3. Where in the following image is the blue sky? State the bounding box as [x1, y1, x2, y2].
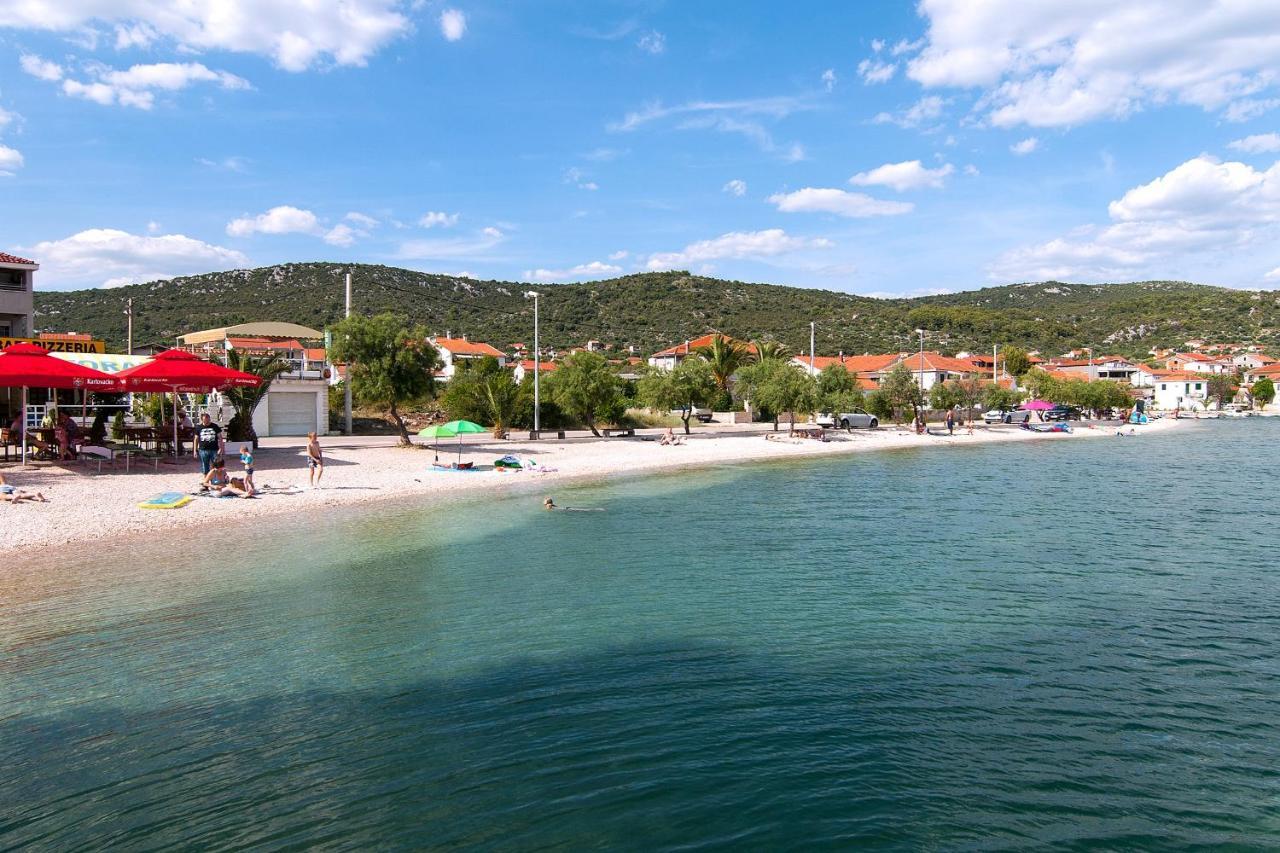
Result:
[2, 0, 1280, 293]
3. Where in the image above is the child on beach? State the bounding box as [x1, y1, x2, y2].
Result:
[239, 445, 256, 495]
[306, 432, 324, 487]
[201, 458, 251, 498]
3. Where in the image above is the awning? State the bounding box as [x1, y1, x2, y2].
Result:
[50, 352, 152, 374]
[179, 322, 324, 346]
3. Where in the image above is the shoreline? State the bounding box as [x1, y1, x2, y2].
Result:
[3, 418, 1184, 560]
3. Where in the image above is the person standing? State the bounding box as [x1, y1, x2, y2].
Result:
[946, 409, 955, 435]
[306, 431, 324, 487]
[239, 444, 257, 496]
[196, 413, 224, 476]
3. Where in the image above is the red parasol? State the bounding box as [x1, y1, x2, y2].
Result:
[114, 348, 261, 393]
[0, 343, 120, 466]
[114, 349, 261, 458]
[0, 343, 121, 390]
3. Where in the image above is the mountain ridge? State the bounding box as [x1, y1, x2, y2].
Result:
[32, 264, 1280, 358]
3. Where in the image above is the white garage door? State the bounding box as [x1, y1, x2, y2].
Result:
[268, 392, 318, 436]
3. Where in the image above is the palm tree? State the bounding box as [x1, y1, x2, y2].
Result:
[222, 351, 291, 445]
[695, 334, 746, 392]
[751, 339, 791, 364]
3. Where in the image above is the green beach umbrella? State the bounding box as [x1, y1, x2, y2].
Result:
[417, 419, 486, 463]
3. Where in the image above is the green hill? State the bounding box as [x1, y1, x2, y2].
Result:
[32, 264, 1280, 358]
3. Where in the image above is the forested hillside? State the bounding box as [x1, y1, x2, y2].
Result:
[33, 264, 1280, 358]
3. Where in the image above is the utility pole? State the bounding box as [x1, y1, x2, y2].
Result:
[809, 321, 816, 374]
[525, 290, 540, 436]
[344, 273, 353, 435]
[124, 297, 133, 353]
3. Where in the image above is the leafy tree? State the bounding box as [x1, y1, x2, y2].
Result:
[816, 364, 865, 414]
[928, 380, 965, 414]
[223, 351, 291, 444]
[695, 334, 746, 393]
[750, 339, 792, 364]
[330, 312, 440, 445]
[754, 362, 817, 430]
[548, 351, 624, 436]
[864, 390, 893, 423]
[1252, 376, 1275, 410]
[879, 362, 924, 424]
[1022, 368, 1063, 403]
[953, 376, 988, 425]
[982, 385, 1023, 412]
[441, 356, 529, 435]
[1205, 373, 1236, 409]
[1001, 346, 1032, 378]
[637, 358, 717, 434]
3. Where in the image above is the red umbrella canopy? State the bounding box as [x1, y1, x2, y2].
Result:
[0, 343, 120, 390]
[114, 348, 262, 392]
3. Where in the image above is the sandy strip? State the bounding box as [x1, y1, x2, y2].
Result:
[2, 418, 1182, 555]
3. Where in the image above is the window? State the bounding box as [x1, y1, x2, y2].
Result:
[1195, 383, 1202, 391]
[1160, 383, 1166, 390]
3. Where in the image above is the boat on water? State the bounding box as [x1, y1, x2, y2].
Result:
[1194, 411, 1221, 420]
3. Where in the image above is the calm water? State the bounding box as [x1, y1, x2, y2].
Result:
[4, 420, 1280, 849]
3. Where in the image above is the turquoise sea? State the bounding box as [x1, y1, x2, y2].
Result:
[3, 420, 1279, 849]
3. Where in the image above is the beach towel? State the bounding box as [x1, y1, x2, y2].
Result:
[138, 492, 194, 510]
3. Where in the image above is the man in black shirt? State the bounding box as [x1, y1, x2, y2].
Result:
[196, 413, 224, 475]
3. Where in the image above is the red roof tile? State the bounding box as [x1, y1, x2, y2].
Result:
[650, 333, 758, 358]
[0, 251, 36, 266]
[432, 337, 505, 358]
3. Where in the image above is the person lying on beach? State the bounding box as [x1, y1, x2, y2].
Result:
[0, 473, 48, 504]
[201, 458, 252, 498]
[659, 427, 684, 446]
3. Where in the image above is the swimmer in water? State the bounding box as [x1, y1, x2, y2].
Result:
[544, 496, 557, 510]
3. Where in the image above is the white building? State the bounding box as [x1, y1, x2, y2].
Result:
[430, 336, 506, 381]
[1233, 353, 1276, 371]
[0, 251, 37, 339]
[1150, 371, 1208, 410]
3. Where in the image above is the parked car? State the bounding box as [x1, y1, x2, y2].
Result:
[982, 408, 1030, 424]
[1044, 405, 1082, 421]
[814, 410, 879, 429]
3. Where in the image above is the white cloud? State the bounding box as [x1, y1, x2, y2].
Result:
[564, 167, 598, 190]
[767, 188, 914, 218]
[723, 178, 747, 197]
[6, 2, 410, 71]
[608, 250, 629, 260]
[608, 94, 813, 159]
[1224, 98, 1280, 123]
[646, 228, 833, 270]
[891, 38, 924, 56]
[20, 228, 248, 289]
[850, 160, 954, 191]
[1266, 266, 1280, 280]
[637, 30, 665, 55]
[226, 205, 319, 237]
[418, 211, 459, 228]
[439, 8, 467, 42]
[963, 163, 980, 176]
[822, 68, 837, 92]
[323, 224, 357, 247]
[524, 261, 623, 281]
[196, 155, 248, 172]
[53, 62, 249, 109]
[19, 54, 63, 81]
[1010, 136, 1038, 155]
[871, 39, 885, 53]
[345, 211, 379, 228]
[396, 226, 506, 260]
[0, 144, 23, 175]
[857, 58, 896, 84]
[871, 95, 945, 128]
[1229, 133, 1280, 154]
[909, 0, 1280, 128]
[990, 155, 1280, 282]
[146, 221, 161, 234]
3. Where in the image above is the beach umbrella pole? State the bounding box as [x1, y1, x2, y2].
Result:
[20, 385, 28, 469]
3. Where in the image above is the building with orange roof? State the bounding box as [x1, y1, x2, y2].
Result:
[511, 359, 557, 383]
[647, 333, 757, 371]
[1151, 370, 1210, 410]
[430, 336, 507, 381]
[1233, 352, 1276, 371]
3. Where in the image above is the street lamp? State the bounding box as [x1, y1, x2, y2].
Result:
[524, 290, 540, 436]
[914, 328, 926, 393]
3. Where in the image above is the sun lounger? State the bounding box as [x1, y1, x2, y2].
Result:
[79, 445, 117, 473]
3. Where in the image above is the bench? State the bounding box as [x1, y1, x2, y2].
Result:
[602, 428, 635, 438]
